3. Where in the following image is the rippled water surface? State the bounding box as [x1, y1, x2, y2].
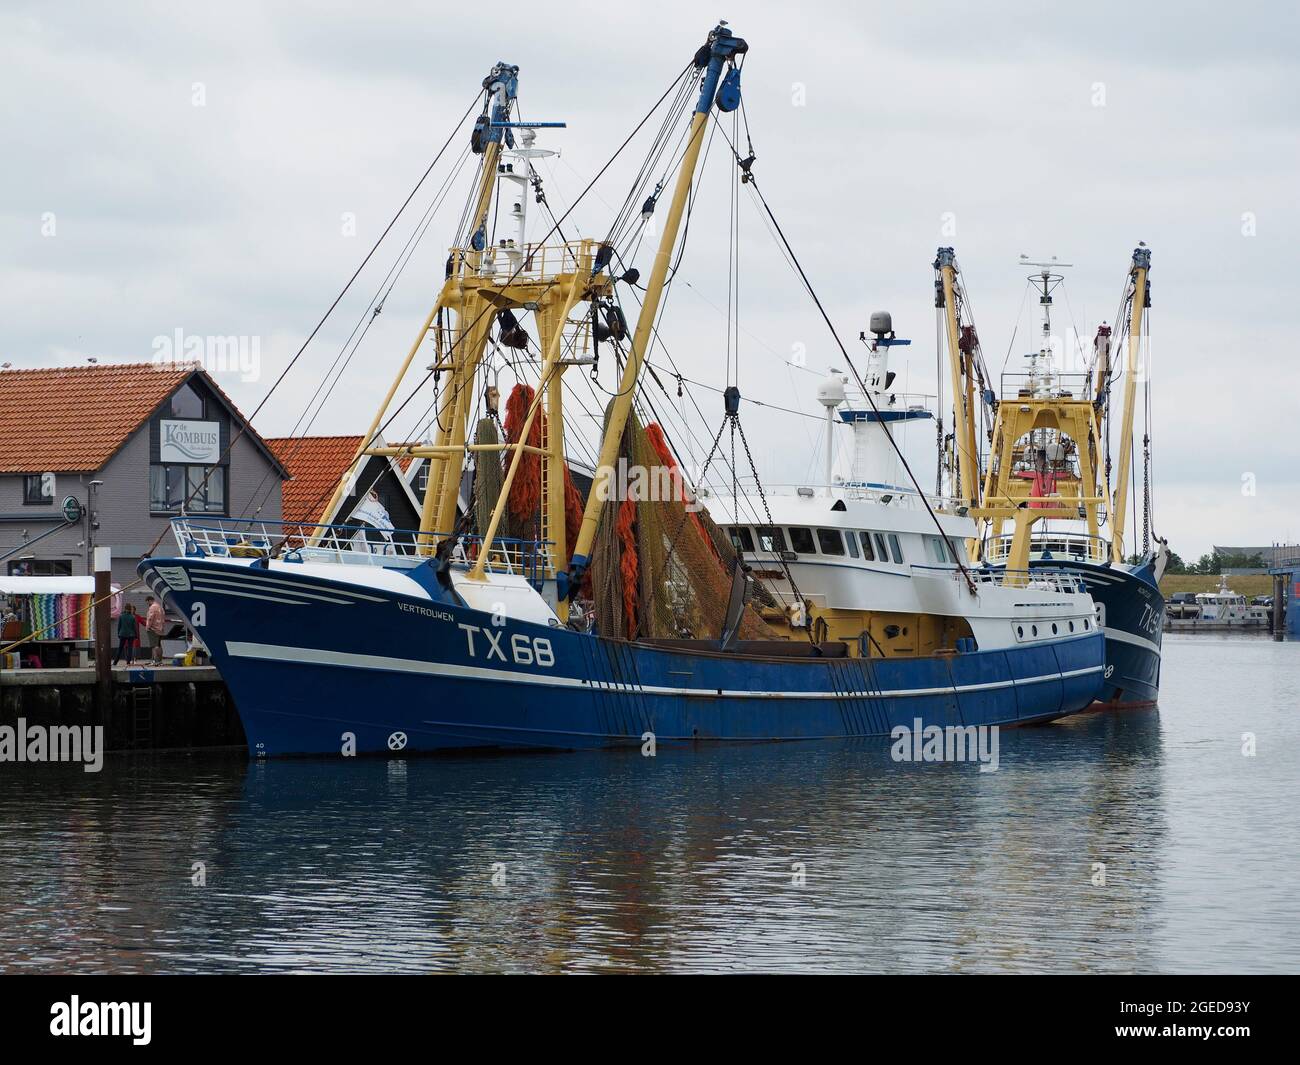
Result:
[2, 633, 1296, 973]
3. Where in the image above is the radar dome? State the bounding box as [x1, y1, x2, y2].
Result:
[817, 373, 847, 408]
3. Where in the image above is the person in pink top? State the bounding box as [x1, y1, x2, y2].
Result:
[143, 595, 166, 665]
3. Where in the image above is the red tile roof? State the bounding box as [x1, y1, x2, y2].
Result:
[0, 362, 195, 473]
[0, 361, 285, 480]
[266, 435, 363, 525]
[267, 436, 427, 524]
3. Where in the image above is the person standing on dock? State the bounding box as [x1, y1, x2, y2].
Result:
[113, 603, 139, 665]
[144, 596, 165, 665]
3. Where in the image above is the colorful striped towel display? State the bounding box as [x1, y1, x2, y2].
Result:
[28, 593, 94, 640]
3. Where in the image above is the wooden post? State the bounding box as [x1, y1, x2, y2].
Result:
[93, 546, 112, 715]
[1274, 572, 1286, 640]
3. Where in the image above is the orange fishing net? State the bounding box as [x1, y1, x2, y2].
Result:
[588, 409, 778, 642]
[498, 383, 585, 566]
[503, 384, 542, 530]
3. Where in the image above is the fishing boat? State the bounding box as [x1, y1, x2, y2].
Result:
[710, 317, 1101, 666]
[932, 250, 1166, 706]
[138, 23, 1105, 757]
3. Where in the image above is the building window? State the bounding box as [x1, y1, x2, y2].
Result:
[150, 464, 226, 513]
[7, 559, 72, 576]
[170, 383, 206, 419]
[23, 474, 55, 505]
[415, 461, 429, 497]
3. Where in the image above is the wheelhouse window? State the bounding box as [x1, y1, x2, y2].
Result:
[754, 526, 786, 553]
[728, 526, 755, 552]
[788, 527, 816, 554]
[150, 464, 226, 513]
[873, 532, 889, 562]
[23, 474, 54, 505]
[845, 531, 859, 558]
[816, 528, 845, 556]
[888, 533, 905, 564]
[926, 535, 954, 564]
[859, 531, 875, 561]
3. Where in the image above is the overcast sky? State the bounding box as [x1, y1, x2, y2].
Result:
[2, 0, 1296, 559]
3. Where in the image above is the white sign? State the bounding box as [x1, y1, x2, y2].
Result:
[159, 419, 220, 464]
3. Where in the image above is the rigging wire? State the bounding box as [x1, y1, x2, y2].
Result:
[284, 62, 700, 532]
[246, 143, 475, 518]
[719, 137, 979, 591]
[142, 89, 484, 557]
[5, 89, 486, 657]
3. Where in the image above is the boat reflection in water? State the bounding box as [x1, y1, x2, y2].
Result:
[0, 712, 1173, 973]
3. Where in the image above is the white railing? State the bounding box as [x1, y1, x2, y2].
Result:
[909, 562, 1085, 594]
[983, 533, 1109, 564]
[703, 480, 968, 514]
[447, 238, 597, 285]
[170, 518, 554, 579]
[973, 567, 1087, 594]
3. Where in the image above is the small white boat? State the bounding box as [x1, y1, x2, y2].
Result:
[1164, 576, 1270, 630]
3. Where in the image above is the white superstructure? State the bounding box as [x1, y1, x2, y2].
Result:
[707, 312, 1099, 654]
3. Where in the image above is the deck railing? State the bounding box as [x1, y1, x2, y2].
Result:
[982, 532, 1109, 565]
[169, 518, 554, 580]
[447, 238, 597, 285]
[910, 562, 1087, 595]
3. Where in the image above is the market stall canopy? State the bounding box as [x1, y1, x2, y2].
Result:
[0, 576, 121, 595]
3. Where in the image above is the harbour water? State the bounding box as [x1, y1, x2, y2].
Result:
[1, 633, 1295, 974]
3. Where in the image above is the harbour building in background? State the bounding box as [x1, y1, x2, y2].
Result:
[0, 362, 286, 609]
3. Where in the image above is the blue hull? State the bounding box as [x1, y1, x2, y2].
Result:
[139, 557, 1106, 757]
[1027, 557, 1163, 706]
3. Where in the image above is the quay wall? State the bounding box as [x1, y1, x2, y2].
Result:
[0, 668, 246, 751]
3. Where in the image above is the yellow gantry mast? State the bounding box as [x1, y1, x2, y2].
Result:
[314, 26, 750, 614]
[1108, 246, 1151, 563]
[934, 248, 980, 509]
[953, 254, 1112, 578]
[565, 23, 749, 598]
[314, 62, 612, 615]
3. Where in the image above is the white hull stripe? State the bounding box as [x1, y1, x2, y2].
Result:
[193, 576, 357, 606]
[225, 640, 1103, 701]
[1103, 626, 1163, 656]
[192, 568, 387, 602]
[192, 586, 316, 606]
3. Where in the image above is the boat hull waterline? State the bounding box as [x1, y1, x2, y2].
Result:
[140, 558, 1107, 757]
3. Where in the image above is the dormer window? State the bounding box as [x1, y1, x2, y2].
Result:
[170, 382, 205, 419]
